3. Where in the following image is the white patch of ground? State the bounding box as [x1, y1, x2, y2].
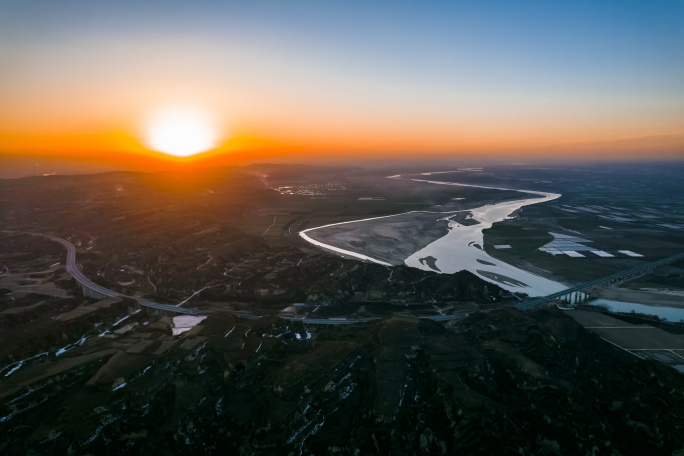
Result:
[539, 234, 641, 259]
[561, 251, 585, 257]
[172, 316, 207, 336]
[538, 232, 593, 255]
[590, 250, 614, 258]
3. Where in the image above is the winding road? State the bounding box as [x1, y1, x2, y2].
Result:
[47, 235, 199, 315]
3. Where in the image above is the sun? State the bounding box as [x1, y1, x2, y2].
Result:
[146, 106, 218, 157]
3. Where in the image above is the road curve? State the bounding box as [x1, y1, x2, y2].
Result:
[46, 235, 199, 315]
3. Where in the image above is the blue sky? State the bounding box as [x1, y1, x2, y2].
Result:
[0, 0, 682, 161]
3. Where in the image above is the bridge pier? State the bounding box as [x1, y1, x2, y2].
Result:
[82, 285, 107, 300]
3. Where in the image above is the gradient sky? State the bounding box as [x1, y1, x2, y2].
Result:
[1, 0, 683, 169]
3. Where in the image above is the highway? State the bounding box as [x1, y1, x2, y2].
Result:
[47, 235, 199, 315]
[279, 315, 380, 325]
[517, 251, 684, 310]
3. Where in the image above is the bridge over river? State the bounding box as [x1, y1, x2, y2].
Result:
[47, 235, 199, 316]
[517, 252, 684, 310]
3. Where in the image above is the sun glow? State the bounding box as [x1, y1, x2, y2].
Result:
[146, 107, 218, 157]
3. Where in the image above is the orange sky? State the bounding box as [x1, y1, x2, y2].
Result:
[2, 127, 682, 172]
[1, 1, 682, 171]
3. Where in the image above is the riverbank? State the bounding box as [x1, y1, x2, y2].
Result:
[594, 286, 684, 309]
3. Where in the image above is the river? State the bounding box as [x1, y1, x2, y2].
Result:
[300, 173, 568, 297]
[402, 177, 567, 296]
